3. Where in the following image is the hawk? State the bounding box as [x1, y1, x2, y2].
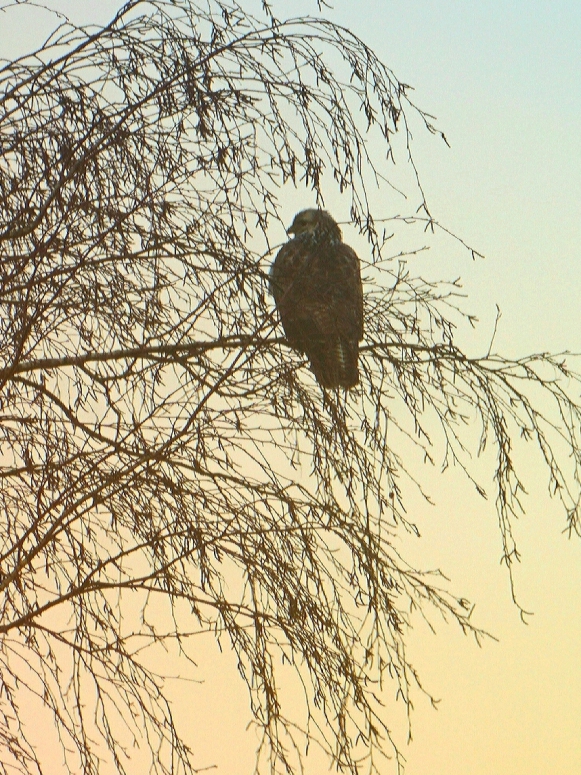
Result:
[270, 209, 363, 388]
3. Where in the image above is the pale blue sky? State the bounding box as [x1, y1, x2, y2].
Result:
[339, 0, 581, 355]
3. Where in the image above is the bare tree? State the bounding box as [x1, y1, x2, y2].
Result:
[0, 1, 580, 773]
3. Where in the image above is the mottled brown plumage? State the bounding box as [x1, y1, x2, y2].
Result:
[270, 209, 363, 388]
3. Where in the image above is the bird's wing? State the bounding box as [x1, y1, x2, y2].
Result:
[333, 243, 364, 342]
[270, 238, 305, 304]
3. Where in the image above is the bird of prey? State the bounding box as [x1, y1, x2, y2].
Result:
[270, 209, 363, 388]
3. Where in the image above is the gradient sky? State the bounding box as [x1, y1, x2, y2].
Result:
[321, 4, 581, 773]
[2, 2, 581, 774]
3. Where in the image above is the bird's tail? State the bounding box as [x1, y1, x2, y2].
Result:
[310, 338, 359, 389]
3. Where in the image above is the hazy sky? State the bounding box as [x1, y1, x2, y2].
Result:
[327, 4, 581, 774]
[2, 2, 580, 774]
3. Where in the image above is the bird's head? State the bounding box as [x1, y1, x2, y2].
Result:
[287, 209, 342, 242]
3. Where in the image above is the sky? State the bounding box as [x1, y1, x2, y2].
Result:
[351, 0, 581, 358]
[325, 4, 581, 773]
[2, 1, 581, 774]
